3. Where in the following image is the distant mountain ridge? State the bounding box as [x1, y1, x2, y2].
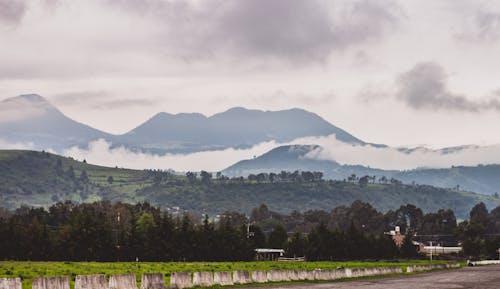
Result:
[0, 94, 364, 153]
[0, 94, 111, 151]
[116, 106, 365, 153]
[224, 144, 500, 196]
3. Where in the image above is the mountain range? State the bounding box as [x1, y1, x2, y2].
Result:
[1, 94, 500, 196]
[0, 94, 363, 154]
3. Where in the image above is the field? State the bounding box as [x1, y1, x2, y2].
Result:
[0, 260, 458, 289]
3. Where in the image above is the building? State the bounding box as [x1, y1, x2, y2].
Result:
[255, 248, 285, 261]
[418, 244, 462, 255]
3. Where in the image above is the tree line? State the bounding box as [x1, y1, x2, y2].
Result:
[0, 200, 499, 261]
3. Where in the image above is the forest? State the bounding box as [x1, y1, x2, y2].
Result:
[1, 200, 499, 261]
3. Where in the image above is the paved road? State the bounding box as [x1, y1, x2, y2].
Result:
[244, 265, 500, 289]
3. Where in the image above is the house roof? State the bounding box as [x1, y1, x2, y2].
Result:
[255, 248, 285, 253]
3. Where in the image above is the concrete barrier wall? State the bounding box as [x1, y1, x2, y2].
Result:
[251, 271, 267, 283]
[286, 270, 299, 281]
[266, 270, 290, 282]
[10, 263, 457, 289]
[0, 278, 22, 289]
[213, 272, 233, 286]
[406, 264, 460, 273]
[170, 273, 192, 289]
[32, 277, 70, 289]
[141, 274, 166, 289]
[329, 269, 347, 280]
[313, 269, 331, 281]
[192, 272, 213, 287]
[109, 274, 138, 289]
[232, 271, 251, 284]
[472, 260, 500, 266]
[295, 270, 308, 281]
[75, 275, 108, 289]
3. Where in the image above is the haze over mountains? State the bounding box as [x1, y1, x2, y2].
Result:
[224, 144, 500, 195]
[2, 94, 500, 196]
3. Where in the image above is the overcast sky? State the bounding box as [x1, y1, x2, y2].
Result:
[2, 0, 500, 148]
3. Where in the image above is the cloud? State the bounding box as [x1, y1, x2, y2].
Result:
[0, 0, 26, 25]
[396, 62, 500, 111]
[111, 0, 402, 62]
[0, 139, 33, 150]
[60, 135, 500, 172]
[298, 135, 500, 170]
[63, 138, 280, 172]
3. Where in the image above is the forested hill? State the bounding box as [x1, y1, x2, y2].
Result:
[0, 150, 499, 219]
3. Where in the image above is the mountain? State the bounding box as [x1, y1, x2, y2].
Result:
[224, 145, 500, 195]
[0, 94, 111, 151]
[115, 107, 366, 153]
[0, 149, 499, 219]
[0, 94, 367, 154]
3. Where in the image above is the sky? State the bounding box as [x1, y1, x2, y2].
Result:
[2, 0, 500, 148]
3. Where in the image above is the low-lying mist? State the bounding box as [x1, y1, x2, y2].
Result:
[55, 135, 500, 172]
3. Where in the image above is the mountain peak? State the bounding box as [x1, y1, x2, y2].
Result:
[2, 94, 50, 104]
[18, 94, 46, 102]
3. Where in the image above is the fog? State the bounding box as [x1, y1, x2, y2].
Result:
[61, 136, 500, 172]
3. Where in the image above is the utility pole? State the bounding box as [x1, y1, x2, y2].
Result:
[429, 241, 433, 262]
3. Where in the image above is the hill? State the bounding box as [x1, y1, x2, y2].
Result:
[0, 150, 498, 219]
[224, 145, 500, 195]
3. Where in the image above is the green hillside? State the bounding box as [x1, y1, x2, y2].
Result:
[0, 150, 499, 219]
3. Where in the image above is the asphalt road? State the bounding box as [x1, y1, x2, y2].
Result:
[243, 265, 500, 289]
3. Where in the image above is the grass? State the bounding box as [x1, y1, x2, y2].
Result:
[0, 260, 458, 289]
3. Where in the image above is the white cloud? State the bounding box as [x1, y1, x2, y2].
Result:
[299, 135, 500, 170]
[0, 139, 33, 149]
[61, 135, 500, 172]
[62, 138, 280, 172]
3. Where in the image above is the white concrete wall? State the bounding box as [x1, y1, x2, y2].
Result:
[232, 271, 251, 284]
[406, 263, 460, 273]
[141, 274, 166, 289]
[32, 277, 70, 289]
[0, 278, 22, 289]
[169, 273, 192, 289]
[75, 275, 108, 289]
[251, 271, 267, 283]
[109, 274, 138, 289]
[213, 272, 233, 286]
[192, 272, 213, 287]
[472, 260, 500, 266]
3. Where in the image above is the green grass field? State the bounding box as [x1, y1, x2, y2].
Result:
[0, 260, 458, 289]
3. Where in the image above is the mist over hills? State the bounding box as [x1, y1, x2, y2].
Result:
[0, 149, 498, 219]
[224, 144, 500, 196]
[1, 94, 500, 197]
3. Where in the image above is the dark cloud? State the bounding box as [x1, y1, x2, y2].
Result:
[0, 0, 27, 25]
[396, 62, 500, 111]
[111, 0, 402, 62]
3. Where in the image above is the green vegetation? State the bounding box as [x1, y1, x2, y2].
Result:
[0, 260, 455, 289]
[1, 150, 499, 219]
